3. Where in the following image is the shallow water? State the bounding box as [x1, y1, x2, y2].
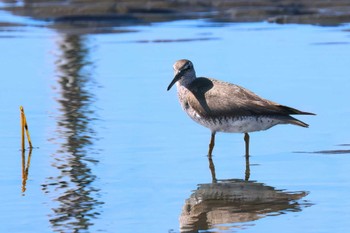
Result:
[1, 11, 350, 233]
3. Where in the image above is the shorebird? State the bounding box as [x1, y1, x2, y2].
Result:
[167, 59, 315, 156]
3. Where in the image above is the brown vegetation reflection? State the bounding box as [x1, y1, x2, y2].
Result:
[41, 34, 103, 232]
[180, 155, 310, 232]
[2, 0, 350, 31]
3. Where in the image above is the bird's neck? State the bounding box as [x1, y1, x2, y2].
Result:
[176, 73, 196, 89]
[176, 75, 195, 111]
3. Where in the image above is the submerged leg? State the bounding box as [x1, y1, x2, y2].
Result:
[244, 133, 250, 156]
[208, 132, 216, 157]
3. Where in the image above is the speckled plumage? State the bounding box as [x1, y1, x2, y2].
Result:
[167, 59, 315, 156]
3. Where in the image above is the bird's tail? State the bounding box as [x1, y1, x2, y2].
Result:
[278, 105, 316, 116]
[288, 117, 310, 128]
[274, 115, 310, 128]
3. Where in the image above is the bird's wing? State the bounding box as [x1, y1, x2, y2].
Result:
[187, 78, 313, 118]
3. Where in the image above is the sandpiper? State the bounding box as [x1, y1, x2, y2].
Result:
[167, 59, 315, 156]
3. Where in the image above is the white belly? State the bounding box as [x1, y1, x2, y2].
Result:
[186, 108, 282, 133]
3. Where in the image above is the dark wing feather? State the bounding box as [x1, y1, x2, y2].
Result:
[187, 77, 315, 118]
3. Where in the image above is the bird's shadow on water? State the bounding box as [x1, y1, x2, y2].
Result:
[179, 155, 312, 233]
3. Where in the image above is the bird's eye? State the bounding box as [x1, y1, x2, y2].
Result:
[184, 62, 192, 70]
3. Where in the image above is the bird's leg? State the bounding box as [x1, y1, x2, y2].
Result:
[208, 156, 217, 183]
[245, 148, 251, 181]
[244, 133, 250, 156]
[208, 132, 216, 157]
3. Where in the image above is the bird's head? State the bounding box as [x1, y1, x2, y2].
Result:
[167, 59, 195, 91]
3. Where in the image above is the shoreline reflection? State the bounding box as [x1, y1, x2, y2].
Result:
[42, 34, 103, 232]
[180, 156, 310, 232]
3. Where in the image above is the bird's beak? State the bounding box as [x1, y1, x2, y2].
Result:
[167, 70, 183, 91]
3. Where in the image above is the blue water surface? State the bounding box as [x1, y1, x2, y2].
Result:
[0, 11, 350, 233]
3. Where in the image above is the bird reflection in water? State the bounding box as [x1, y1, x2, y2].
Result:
[180, 155, 310, 232]
[42, 34, 103, 232]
